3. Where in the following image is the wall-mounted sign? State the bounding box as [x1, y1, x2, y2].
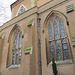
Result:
[66, 4, 74, 13]
[28, 19, 34, 27]
[25, 46, 33, 54]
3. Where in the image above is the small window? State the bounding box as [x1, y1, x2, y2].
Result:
[16, 5, 27, 16]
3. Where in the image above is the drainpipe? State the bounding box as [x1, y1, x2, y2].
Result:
[37, 18, 42, 75]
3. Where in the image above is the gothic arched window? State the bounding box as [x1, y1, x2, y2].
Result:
[7, 27, 22, 67]
[47, 14, 71, 62]
[12, 29, 22, 65]
[16, 5, 27, 16]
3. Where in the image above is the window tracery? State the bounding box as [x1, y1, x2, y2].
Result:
[7, 27, 22, 67]
[47, 14, 71, 62]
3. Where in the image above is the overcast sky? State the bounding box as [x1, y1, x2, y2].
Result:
[0, 0, 17, 26]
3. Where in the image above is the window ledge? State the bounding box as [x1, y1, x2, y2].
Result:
[8, 65, 20, 69]
[48, 60, 74, 67]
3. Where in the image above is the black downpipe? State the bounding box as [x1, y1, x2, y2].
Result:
[37, 18, 42, 75]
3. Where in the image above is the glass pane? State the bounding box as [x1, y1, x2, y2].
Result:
[56, 16, 59, 22]
[13, 33, 16, 49]
[56, 40, 62, 61]
[16, 31, 19, 49]
[18, 6, 26, 15]
[50, 42, 55, 60]
[19, 32, 22, 47]
[19, 48, 21, 56]
[48, 23, 53, 40]
[19, 48, 21, 64]
[19, 56, 21, 64]
[16, 49, 18, 54]
[15, 30, 19, 37]
[54, 21, 59, 39]
[12, 33, 16, 64]
[21, 8, 24, 13]
[15, 49, 18, 64]
[62, 39, 70, 60]
[59, 19, 66, 37]
[15, 54, 18, 64]
[51, 17, 53, 23]
[21, 6, 26, 13]
[12, 49, 15, 64]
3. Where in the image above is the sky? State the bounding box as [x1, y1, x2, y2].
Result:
[0, 0, 17, 26]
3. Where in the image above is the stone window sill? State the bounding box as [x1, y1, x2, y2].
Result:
[8, 65, 20, 69]
[48, 60, 74, 67]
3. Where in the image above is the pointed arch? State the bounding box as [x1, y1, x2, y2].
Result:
[43, 10, 69, 29]
[16, 4, 27, 16]
[8, 24, 23, 42]
[44, 10, 72, 64]
[7, 24, 23, 67]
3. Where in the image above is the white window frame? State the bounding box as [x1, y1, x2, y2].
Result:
[16, 4, 27, 16]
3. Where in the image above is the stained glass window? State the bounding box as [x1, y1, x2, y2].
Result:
[19, 32, 22, 47]
[59, 19, 66, 37]
[17, 5, 27, 16]
[62, 39, 70, 60]
[48, 23, 53, 40]
[56, 16, 59, 22]
[16, 31, 19, 49]
[56, 41, 62, 61]
[54, 21, 59, 39]
[12, 49, 15, 64]
[19, 32, 22, 64]
[12, 30, 22, 65]
[51, 17, 53, 23]
[50, 42, 55, 60]
[12, 33, 16, 64]
[47, 14, 71, 62]
[13, 33, 16, 49]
